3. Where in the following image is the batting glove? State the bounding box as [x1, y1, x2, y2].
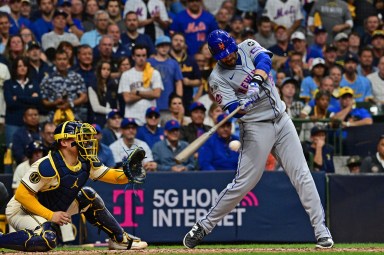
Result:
[240, 93, 259, 112]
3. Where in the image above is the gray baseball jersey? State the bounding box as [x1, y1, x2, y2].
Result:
[209, 39, 286, 122]
[201, 39, 332, 241]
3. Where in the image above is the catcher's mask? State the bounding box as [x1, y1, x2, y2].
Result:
[54, 121, 98, 162]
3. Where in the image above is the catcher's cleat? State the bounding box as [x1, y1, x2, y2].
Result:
[108, 232, 148, 250]
[183, 222, 206, 249]
[316, 237, 334, 249]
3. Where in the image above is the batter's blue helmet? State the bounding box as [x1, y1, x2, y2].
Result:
[207, 29, 238, 61]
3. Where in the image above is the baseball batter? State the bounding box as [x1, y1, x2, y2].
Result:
[183, 30, 334, 249]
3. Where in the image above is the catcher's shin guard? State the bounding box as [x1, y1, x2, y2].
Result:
[0, 222, 58, 252]
[77, 186, 133, 249]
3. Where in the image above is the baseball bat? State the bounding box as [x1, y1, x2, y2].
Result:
[175, 105, 242, 163]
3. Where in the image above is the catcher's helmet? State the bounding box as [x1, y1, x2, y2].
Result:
[207, 29, 238, 61]
[54, 121, 98, 161]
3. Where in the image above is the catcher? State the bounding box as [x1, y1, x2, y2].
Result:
[0, 121, 147, 252]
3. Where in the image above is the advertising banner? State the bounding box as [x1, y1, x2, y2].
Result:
[86, 171, 326, 243]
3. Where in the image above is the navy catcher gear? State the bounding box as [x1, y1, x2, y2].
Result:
[208, 29, 238, 61]
[0, 222, 58, 251]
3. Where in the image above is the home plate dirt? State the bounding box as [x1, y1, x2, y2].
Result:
[2, 247, 384, 254]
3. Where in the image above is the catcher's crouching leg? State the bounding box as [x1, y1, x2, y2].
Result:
[0, 222, 58, 251]
[77, 186, 147, 250]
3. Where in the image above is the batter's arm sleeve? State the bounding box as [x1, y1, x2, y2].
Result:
[15, 183, 54, 220]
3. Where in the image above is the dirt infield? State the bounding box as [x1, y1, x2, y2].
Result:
[2, 247, 384, 255]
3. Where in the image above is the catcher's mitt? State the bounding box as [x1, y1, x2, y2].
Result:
[122, 147, 146, 184]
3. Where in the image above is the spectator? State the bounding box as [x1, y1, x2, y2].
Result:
[360, 135, 384, 173]
[106, 0, 126, 33]
[348, 32, 361, 55]
[40, 49, 88, 121]
[263, 0, 303, 38]
[148, 35, 183, 113]
[8, 0, 32, 36]
[58, 0, 84, 39]
[101, 109, 123, 146]
[91, 123, 115, 167]
[12, 140, 44, 192]
[241, 27, 255, 41]
[31, 0, 55, 42]
[121, 11, 155, 56]
[204, 102, 223, 127]
[300, 58, 327, 103]
[268, 25, 293, 70]
[20, 0, 32, 19]
[170, 0, 218, 55]
[361, 15, 381, 46]
[40, 121, 56, 156]
[330, 86, 373, 128]
[0, 62, 10, 133]
[74, 44, 96, 89]
[57, 41, 76, 68]
[323, 43, 338, 70]
[367, 56, 384, 105]
[106, 23, 131, 61]
[93, 35, 117, 70]
[329, 65, 343, 97]
[11, 106, 41, 165]
[123, 0, 170, 42]
[109, 117, 157, 171]
[308, 0, 353, 42]
[3, 35, 25, 66]
[170, 32, 202, 115]
[26, 41, 51, 84]
[152, 119, 194, 172]
[370, 30, 384, 66]
[160, 93, 191, 127]
[215, 7, 231, 32]
[118, 44, 163, 125]
[180, 102, 212, 144]
[357, 47, 377, 77]
[41, 9, 80, 51]
[302, 76, 340, 116]
[281, 51, 309, 87]
[346, 155, 362, 173]
[340, 53, 373, 103]
[19, 27, 35, 47]
[291, 31, 321, 66]
[309, 26, 328, 58]
[279, 77, 304, 119]
[254, 16, 276, 49]
[198, 113, 239, 171]
[136, 106, 164, 149]
[334, 33, 350, 66]
[82, 0, 98, 32]
[228, 15, 244, 44]
[302, 125, 335, 173]
[89, 61, 119, 127]
[4, 56, 40, 146]
[0, 12, 11, 54]
[80, 10, 109, 48]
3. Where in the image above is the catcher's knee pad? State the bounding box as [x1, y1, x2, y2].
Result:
[78, 187, 125, 244]
[77, 186, 97, 209]
[0, 222, 57, 252]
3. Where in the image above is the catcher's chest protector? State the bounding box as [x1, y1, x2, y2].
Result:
[37, 152, 90, 212]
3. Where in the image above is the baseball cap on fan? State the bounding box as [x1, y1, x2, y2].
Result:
[155, 35, 171, 47]
[334, 32, 348, 42]
[164, 120, 180, 131]
[217, 113, 232, 124]
[309, 58, 326, 71]
[291, 31, 306, 41]
[27, 41, 41, 51]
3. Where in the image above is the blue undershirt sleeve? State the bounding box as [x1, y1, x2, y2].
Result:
[253, 52, 272, 74]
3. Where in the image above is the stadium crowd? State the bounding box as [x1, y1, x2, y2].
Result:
[0, 0, 384, 175]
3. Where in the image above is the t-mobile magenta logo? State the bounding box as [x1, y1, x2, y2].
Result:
[240, 191, 259, 207]
[113, 190, 144, 227]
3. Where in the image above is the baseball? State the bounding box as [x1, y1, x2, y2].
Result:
[229, 140, 241, 152]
